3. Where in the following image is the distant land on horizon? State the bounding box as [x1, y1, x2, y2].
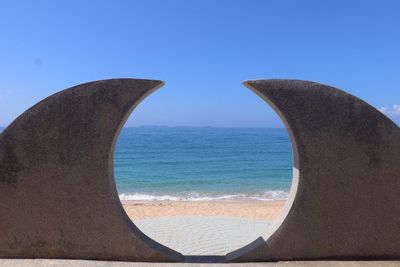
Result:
[0, 125, 287, 130]
[127, 125, 287, 129]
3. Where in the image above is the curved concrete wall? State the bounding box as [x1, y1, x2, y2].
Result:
[0, 78, 399, 263]
[0, 79, 183, 262]
[231, 80, 400, 262]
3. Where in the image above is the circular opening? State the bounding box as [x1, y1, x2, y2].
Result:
[113, 86, 295, 259]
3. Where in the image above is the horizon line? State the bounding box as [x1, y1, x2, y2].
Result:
[124, 125, 286, 129]
[0, 125, 287, 129]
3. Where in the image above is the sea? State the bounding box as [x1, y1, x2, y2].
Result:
[115, 127, 293, 202]
[0, 126, 293, 201]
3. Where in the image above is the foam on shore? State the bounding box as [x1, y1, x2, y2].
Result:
[119, 190, 289, 202]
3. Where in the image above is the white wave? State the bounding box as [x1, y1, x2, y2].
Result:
[119, 193, 181, 201]
[248, 190, 289, 201]
[119, 190, 289, 202]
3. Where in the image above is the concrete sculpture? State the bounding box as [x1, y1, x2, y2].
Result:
[0, 78, 399, 263]
[231, 80, 400, 262]
[0, 79, 183, 262]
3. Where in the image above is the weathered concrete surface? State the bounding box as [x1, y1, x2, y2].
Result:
[0, 259, 399, 267]
[0, 78, 399, 263]
[231, 80, 400, 261]
[0, 79, 183, 262]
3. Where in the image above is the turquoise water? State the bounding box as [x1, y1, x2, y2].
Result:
[114, 127, 293, 201]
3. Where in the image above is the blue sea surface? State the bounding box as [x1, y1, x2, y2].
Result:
[114, 127, 293, 201]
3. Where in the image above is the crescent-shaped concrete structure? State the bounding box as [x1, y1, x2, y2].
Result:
[0, 78, 399, 263]
[230, 79, 400, 262]
[0, 79, 183, 262]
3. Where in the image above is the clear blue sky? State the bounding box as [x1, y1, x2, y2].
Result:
[1, 0, 399, 127]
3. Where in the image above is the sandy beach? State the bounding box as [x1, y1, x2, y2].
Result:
[122, 200, 285, 221]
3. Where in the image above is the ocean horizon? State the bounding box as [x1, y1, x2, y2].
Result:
[115, 126, 293, 202]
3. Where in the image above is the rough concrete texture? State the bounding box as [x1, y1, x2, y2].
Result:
[0, 259, 400, 267]
[0, 79, 183, 262]
[0, 79, 399, 263]
[230, 80, 400, 261]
